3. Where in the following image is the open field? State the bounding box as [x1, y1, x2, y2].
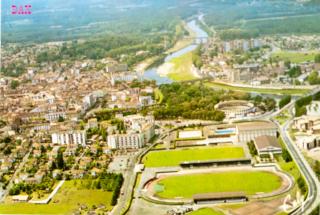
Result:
[205, 81, 310, 95]
[168, 52, 197, 81]
[187, 207, 224, 215]
[154, 171, 282, 199]
[142, 146, 245, 167]
[0, 180, 113, 214]
[271, 51, 318, 63]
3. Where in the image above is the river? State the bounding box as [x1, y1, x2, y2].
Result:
[142, 19, 209, 84]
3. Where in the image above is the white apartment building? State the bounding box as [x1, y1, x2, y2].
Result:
[51, 130, 86, 146]
[107, 115, 155, 149]
[107, 133, 145, 149]
[45, 112, 66, 122]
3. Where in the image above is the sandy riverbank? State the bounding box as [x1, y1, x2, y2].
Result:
[157, 62, 174, 77]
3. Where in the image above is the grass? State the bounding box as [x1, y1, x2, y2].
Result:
[205, 81, 310, 95]
[168, 52, 197, 81]
[187, 208, 225, 215]
[154, 88, 164, 104]
[155, 171, 282, 198]
[274, 110, 291, 125]
[0, 180, 113, 214]
[142, 146, 245, 167]
[277, 157, 301, 181]
[271, 51, 317, 63]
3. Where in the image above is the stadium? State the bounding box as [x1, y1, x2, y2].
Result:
[214, 100, 256, 119]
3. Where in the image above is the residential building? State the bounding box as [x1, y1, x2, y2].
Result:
[297, 136, 320, 150]
[293, 116, 320, 135]
[107, 133, 145, 149]
[51, 130, 86, 145]
[107, 114, 155, 149]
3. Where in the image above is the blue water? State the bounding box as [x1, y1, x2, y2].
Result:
[143, 18, 208, 84]
[215, 128, 236, 135]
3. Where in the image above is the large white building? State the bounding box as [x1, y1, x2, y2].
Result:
[236, 121, 277, 143]
[107, 133, 145, 149]
[51, 130, 86, 146]
[107, 115, 155, 149]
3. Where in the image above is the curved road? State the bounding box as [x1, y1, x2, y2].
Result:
[279, 119, 320, 215]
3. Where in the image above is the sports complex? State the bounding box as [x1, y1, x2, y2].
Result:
[132, 121, 301, 215]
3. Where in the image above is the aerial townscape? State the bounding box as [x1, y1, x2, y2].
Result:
[1, 0, 320, 215]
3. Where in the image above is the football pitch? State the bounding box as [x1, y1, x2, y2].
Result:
[142, 146, 245, 167]
[154, 171, 282, 199]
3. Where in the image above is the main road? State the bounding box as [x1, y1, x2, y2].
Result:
[268, 89, 320, 215]
[277, 117, 320, 215]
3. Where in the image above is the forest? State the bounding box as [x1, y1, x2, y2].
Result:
[153, 82, 256, 121]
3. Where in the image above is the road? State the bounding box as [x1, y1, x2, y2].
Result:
[278, 118, 320, 215]
[269, 88, 320, 215]
[110, 129, 172, 215]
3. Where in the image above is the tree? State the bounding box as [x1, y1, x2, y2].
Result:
[282, 149, 292, 162]
[308, 71, 320, 85]
[279, 95, 292, 109]
[284, 60, 291, 69]
[56, 150, 64, 169]
[264, 97, 276, 111]
[287, 66, 301, 78]
[10, 80, 20, 89]
[58, 116, 65, 122]
[40, 145, 46, 154]
[247, 141, 257, 156]
[297, 177, 307, 194]
[313, 160, 320, 176]
[315, 53, 320, 63]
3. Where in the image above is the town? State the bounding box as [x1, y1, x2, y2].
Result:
[1, 1, 320, 215]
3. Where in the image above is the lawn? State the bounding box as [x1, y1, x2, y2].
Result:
[155, 171, 282, 198]
[142, 146, 245, 167]
[154, 88, 164, 104]
[187, 208, 224, 215]
[274, 110, 291, 125]
[0, 180, 113, 214]
[168, 52, 197, 81]
[271, 51, 317, 63]
[205, 81, 310, 95]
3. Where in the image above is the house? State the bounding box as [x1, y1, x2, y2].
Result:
[12, 195, 29, 202]
[297, 136, 320, 150]
[86, 118, 98, 129]
[253, 135, 282, 156]
[293, 116, 320, 135]
[70, 169, 85, 179]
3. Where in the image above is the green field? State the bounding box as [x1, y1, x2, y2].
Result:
[272, 51, 318, 63]
[168, 52, 197, 81]
[205, 81, 310, 95]
[187, 208, 224, 215]
[155, 171, 282, 198]
[142, 146, 245, 167]
[0, 180, 113, 214]
[154, 88, 164, 104]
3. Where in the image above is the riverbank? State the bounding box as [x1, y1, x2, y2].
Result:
[205, 81, 312, 95]
[143, 18, 208, 84]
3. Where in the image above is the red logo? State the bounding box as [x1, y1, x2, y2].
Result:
[11, 5, 32, 15]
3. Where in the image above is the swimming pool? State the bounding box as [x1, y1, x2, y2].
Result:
[215, 128, 236, 135]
